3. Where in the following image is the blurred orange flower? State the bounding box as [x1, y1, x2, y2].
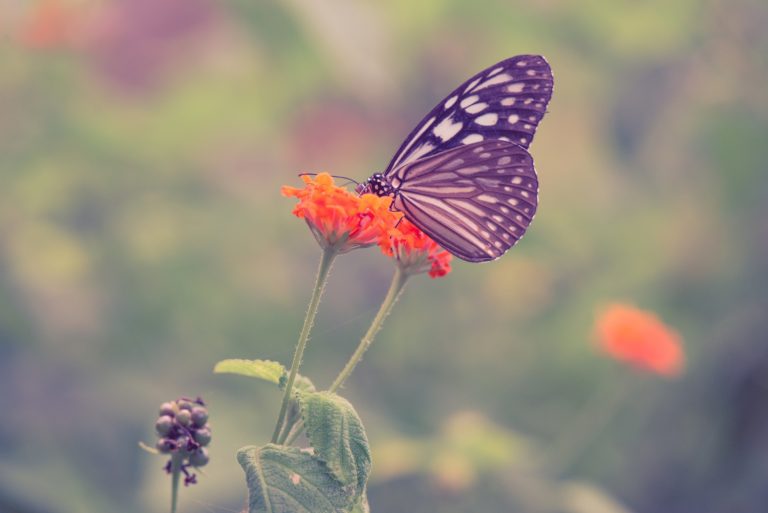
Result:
[595, 304, 684, 376]
[17, 0, 75, 49]
[380, 219, 452, 278]
[282, 173, 399, 254]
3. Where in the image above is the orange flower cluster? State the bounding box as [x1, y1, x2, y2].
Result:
[282, 173, 451, 278]
[595, 303, 684, 376]
[281, 173, 397, 254]
[380, 219, 452, 278]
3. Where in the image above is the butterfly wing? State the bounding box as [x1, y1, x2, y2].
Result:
[385, 55, 553, 174]
[391, 140, 538, 262]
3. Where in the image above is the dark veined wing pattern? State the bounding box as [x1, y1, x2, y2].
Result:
[385, 54, 553, 173]
[391, 140, 538, 262]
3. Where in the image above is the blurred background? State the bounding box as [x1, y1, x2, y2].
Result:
[1, 0, 767, 512]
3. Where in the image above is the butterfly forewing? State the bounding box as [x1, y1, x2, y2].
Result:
[392, 140, 538, 262]
[385, 55, 553, 174]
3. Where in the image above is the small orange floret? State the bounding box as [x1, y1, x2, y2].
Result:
[380, 219, 452, 278]
[595, 303, 684, 376]
[281, 173, 399, 254]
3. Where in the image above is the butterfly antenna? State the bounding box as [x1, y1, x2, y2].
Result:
[297, 173, 360, 187]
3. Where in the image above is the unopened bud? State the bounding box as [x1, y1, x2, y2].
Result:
[155, 415, 174, 436]
[193, 427, 211, 446]
[191, 407, 208, 427]
[159, 402, 176, 417]
[156, 438, 175, 454]
[189, 448, 209, 467]
[176, 410, 192, 427]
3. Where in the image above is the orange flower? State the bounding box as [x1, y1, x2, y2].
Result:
[595, 303, 684, 376]
[379, 219, 452, 278]
[17, 0, 75, 50]
[282, 173, 399, 253]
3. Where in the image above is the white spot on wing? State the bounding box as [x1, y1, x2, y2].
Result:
[462, 134, 484, 144]
[444, 95, 458, 109]
[460, 95, 479, 108]
[507, 114, 520, 124]
[432, 117, 463, 142]
[446, 198, 485, 216]
[406, 143, 435, 162]
[475, 113, 498, 126]
[465, 102, 488, 114]
[501, 98, 516, 106]
[498, 156, 512, 165]
[395, 116, 435, 167]
[473, 73, 513, 91]
[507, 83, 525, 93]
[443, 158, 465, 170]
[488, 67, 504, 76]
[477, 194, 499, 204]
[511, 176, 523, 184]
[465, 78, 482, 93]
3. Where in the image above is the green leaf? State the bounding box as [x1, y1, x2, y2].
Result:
[214, 359, 286, 385]
[237, 444, 355, 513]
[299, 391, 371, 497]
[280, 373, 317, 393]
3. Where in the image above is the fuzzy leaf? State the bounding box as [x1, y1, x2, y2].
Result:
[214, 359, 286, 385]
[238, 444, 355, 513]
[299, 391, 371, 497]
[280, 373, 317, 393]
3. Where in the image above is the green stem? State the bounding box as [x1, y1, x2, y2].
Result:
[271, 248, 337, 444]
[170, 453, 182, 513]
[329, 267, 409, 392]
[282, 268, 410, 446]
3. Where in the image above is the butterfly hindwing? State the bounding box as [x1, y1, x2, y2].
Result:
[391, 140, 538, 262]
[385, 55, 553, 174]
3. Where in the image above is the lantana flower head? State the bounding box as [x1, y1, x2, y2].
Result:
[282, 173, 399, 254]
[595, 303, 684, 377]
[379, 218, 452, 278]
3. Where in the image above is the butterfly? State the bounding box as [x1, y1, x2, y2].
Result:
[356, 55, 553, 262]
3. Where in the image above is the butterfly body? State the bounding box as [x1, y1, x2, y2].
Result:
[355, 173, 394, 197]
[362, 55, 553, 262]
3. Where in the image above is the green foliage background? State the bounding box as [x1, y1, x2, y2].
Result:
[1, 0, 767, 512]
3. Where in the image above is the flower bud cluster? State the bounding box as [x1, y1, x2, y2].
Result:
[154, 397, 211, 486]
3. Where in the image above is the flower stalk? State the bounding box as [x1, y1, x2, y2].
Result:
[271, 248, 337, 443]
[170, 452, 182, 513]
[329, 267, 410, 392]
[282, 267, 410, 446]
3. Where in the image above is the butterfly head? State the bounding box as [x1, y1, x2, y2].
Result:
[355, 173, 395, 197]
